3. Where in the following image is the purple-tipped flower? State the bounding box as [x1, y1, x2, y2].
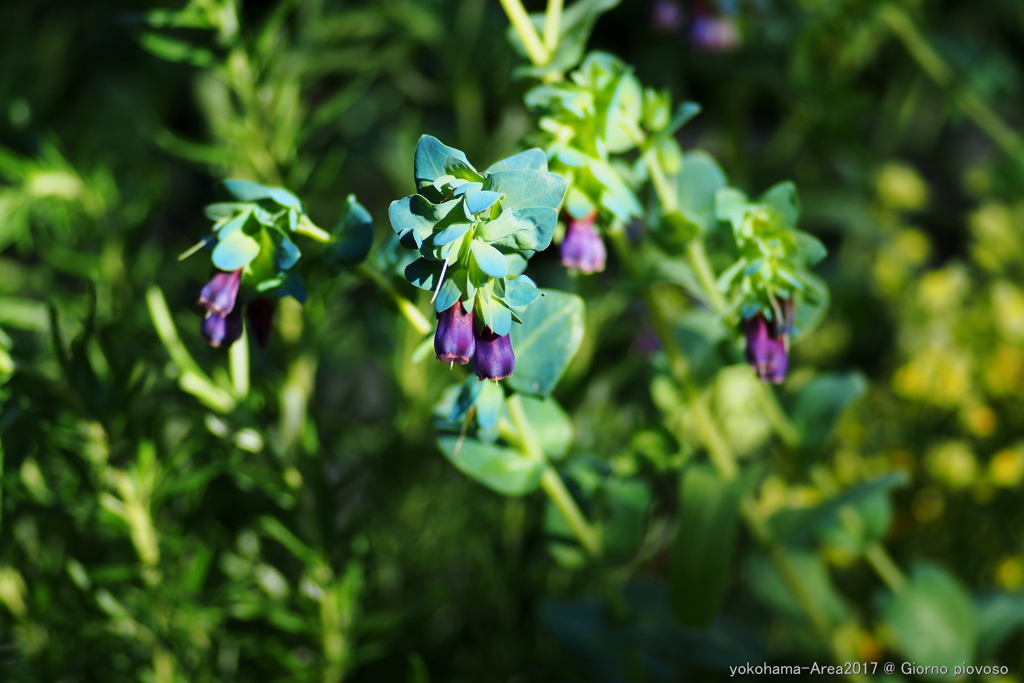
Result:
[651, 0, 685, 32]
[201, 306, 244, 349]
[435, 301, 476, 365]
[198, 269, 242, 316]
[744, 313, 788, 384]
[474, 326, 515, 381]
[560, 213, 607, 274]
[247, 298, 274, 351]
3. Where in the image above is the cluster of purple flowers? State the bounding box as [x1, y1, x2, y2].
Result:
[743, 299, 793, 384]
[197, 269, 273, 350]
[434, 301, 515, 381]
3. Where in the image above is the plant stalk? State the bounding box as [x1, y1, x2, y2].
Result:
[507, 393, 601, 558]
[543, 0, 563, 53]
[498, 0, 549, 67]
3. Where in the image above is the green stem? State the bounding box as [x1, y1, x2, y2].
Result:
[755, 382, 800, 448]
[354, 264, 433, 337]
[865, 542, 907, 593]
[498, 0, 549, 67]
[229, 324, 250, 397]
[294, 218, 432, 336]
[881, 6, 1024, 164]
[543, 0, 564, 53]
[507, 393, 601, 558]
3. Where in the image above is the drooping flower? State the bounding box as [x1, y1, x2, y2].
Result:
[690, 5, 740, 53]
[247, 297, 274, 351]
[198, 269, 242, 316]
[474, 326, 515, 381]
[435, 301, 476, 365]
[201, 306, 244, 349]
[560, 212, 607, 274]
[744, 312, 788, 384]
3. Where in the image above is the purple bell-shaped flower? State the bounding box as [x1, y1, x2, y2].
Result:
[474, 326, 515, 381]
[198, 269, 242, 316]
[744, 312, 788, 384]
[435, 301, 476, 365]
[560, 212, 607, 274]
[201, 306, 244, 349]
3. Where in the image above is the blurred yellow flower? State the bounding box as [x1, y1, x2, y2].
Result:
[995, 556, 1024, 590]
[989, 445, 1024, 488]
[961, 403, 997, 437]
[876, 162, 929, 211]
[894, 345, 971, 407]
[992, 281, 1024, 341]
[970, 203, 1022, 273]
[926, 441, 978, 489]
[916, 264, 969, 312]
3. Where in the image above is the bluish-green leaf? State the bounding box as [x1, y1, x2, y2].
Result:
[223, 180, 302, 210]
[665, 101, 702, 136]
[212, 229, 261, 271]
[508, 290, 585, 397]
[324, 194, 374, 273]
[476, 380, 504, 430]
[516, 394, 573, 460]
[669, 464, 742, 627]
[677, 151, 727, 234]
[389, 195, 437, 248]
[489, 298, 512, 336]
[438, 437, 545, 496]
[434, 277, 461, 314]
[432, 223, 470, 247]
[464, 190, 504, 216]
[504, 275, 542, 308]
[415, 136, 470, 187]
[486, 170, 567, 212]
[274, 232, 301, 272]
[761, 181, 800, 226]
[470, 241, 508, 279]
[485, 148, 548, 174]
[602, 478, 652, 565]
[882, 564, 977, 676]
[405, 258, 443, 291]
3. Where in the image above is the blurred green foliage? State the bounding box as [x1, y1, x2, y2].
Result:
[2, 0, 1024, 681]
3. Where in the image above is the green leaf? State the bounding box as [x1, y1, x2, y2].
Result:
[274, 232, 301, 271]
[484, 148, 548, 174]
[792, 230, 827, 267]
[475, 380, 504, 430]
[677, 151, 727, 234]
[404, 258, 443, 291]
[882, 564, 977, 675]
[761, 181, 800, 226]
[477, 209, 523, 244]
[438, 437, 545, 496]
[664, 101, 702, 136]
[715, 187, 748, 227]
[212, 229, 261, 271]
[486, 170, 567, 212]
[788, 372, 867, 455]
[464, 190, 504, 215]
[601, 478, 652, 564]
[447, 377, 484, 423]
[223, 180, 302, 210]
[975, 592, 1024, 659]
[769, 472, 909, 546]
[389, 195, 439, 249]
[516, 394, 573, 460]
[324, 195, 374, 273]
[139, 32, 214, 67]
[508, 290, 585, 397]
[669, 464, 742, 627]
[745, 549, 849, 625]
[504, 275, 542, 307]
[414, 136, 471, 187]
[794, 270, 830, 337]
[470, 240, 508, 279]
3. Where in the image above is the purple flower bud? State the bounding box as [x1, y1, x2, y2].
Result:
[690, 9, 739, 53]
[198, 269, 242, 316]
[435, 301, 476, 365]
[474, 326, 515, 381]
[744, 313, 788, 384]
[651, 0, 685, 32]
[560, 213, 607, 274]
[201, 306, 244, 349]
[247, 297, 274, 351]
